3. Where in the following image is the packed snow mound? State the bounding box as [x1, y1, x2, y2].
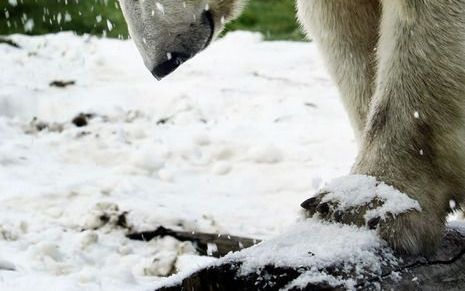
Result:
[230, 220, 394, 290]
[155, 219, 397, 290]
[321, 175, 422, 221]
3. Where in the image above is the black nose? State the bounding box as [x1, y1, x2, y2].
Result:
[151, 52, 191, 80]
[150, 11, 214, 80]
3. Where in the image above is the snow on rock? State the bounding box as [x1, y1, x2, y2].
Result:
[232, 220, 386, 268]
[320, 175, 422, 221]
[155, 219, 397, 290]
[229, 220, 396, 290]
[133, 236, 198, 277]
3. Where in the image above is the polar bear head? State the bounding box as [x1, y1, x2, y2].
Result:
[119, 0, 247, 80]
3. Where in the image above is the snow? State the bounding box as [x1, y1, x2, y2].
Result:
[231, 220, 395, 287]
[0, 31, 440, 290]
[233, 220, 385, 272]
[321, 175, 422, 221]
[155, 219, 397, 290]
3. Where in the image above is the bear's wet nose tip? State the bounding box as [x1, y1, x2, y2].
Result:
[151, 52, 191, 80]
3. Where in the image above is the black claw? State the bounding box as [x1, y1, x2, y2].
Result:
[316, 202, 330, 215]
[301, 197, 319, 210]
[367, 217, 381, 230]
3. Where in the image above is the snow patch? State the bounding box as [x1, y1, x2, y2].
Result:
[321, 175, 421, 221]
[170, 220, 397, 290]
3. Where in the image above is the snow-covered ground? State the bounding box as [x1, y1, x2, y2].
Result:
[0, 31, 361, 290]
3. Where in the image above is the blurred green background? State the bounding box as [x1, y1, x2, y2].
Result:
[1, 0, 305, 40]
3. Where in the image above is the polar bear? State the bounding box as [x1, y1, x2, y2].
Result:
[118, 0, 465, 255]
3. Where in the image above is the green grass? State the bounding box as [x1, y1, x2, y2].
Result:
[1, 0, 128, 39]
[0, 0, 305, 41]
[225, 0, 304, 41]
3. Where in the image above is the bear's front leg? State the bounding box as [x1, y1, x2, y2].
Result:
[303, 0, 465, 255]
[301, 176, 446, 255]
